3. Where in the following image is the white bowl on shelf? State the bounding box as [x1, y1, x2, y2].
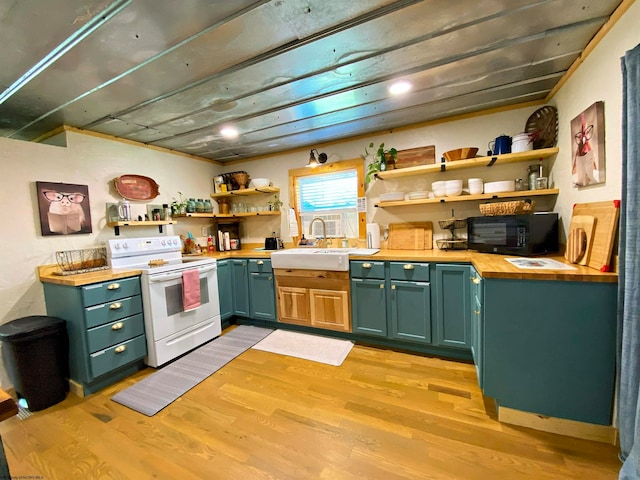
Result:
[432, 181, 446, 197]
[484, 180, 515, 194]
[251, 178, 271, 188]
[468, 178, 483, 195]
[445, 179, 463, 197]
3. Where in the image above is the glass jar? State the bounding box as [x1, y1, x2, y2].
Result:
[187, 198, 196, 213]
[196, 198, 204, 213]
[514, 178, 524, 191]
[203, 199, 213, 213]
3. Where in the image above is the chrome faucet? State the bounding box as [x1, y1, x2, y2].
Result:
[309, 217, 327, 248]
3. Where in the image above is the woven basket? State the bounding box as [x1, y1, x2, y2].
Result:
[479, 200, 535, 216]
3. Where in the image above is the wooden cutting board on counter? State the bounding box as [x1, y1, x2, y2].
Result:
[564, 215, 596, 265]
[570, 201, 620, 272]
[388, 222, 433, 250]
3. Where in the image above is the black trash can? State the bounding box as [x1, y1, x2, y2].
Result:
[0, 316, 69, 411]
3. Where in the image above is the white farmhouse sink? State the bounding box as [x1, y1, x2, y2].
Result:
[270, 247, 379, 271]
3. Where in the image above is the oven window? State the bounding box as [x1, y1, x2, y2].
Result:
[164, 277, 210, 316]
[471, 223, 507, 246]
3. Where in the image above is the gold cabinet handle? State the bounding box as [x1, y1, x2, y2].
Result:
[114, 345, 127, 354]
[379, 284, 384, 289]
[472, 277, 480, 285]
[391, 285, 396, 290]
[109, 302, 122, 310]
[474, 310, 480, 315]
[268, 276, 272, 281]
[362, 263, 372, 269]
[107, 283, 120, 290]
[403, 264, 414, 270]
[111, 322, 124, 330]
[257, 260, 264, 265]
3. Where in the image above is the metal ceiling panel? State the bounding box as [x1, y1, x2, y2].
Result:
[0, 0, 624, 162]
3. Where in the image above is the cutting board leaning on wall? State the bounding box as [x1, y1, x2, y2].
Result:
[565, 200, 620, 272]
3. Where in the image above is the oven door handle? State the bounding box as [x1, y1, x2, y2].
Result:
[147, 265, 216, 283]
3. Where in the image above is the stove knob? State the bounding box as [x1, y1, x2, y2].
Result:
[172, 238, 178, 245]
[122, 242, 129, 250]
[113, 243, 121, 250]
[161, 240, 166, 246]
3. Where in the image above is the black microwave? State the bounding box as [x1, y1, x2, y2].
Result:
[467, 213, 559, 256]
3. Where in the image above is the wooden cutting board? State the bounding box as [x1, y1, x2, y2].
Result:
[388, 222, 433, 250]
[571, 201, 620, 272]
[564, 215, 596, 265]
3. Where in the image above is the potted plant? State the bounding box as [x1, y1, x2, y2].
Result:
[365, 142, 398, 182]
[268, 194, 284, 212]
[171, 192, 188, 215]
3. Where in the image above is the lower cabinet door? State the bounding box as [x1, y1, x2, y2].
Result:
[309, 288, 350, 332]
[249, 272, 276, 321]
[217, 260, 233, 321]
[351, 278, 387, 336]
[389, 280, 431, 343]
[231, 259, 250, 317]
[277, 286, 311, 326]
[434, 264, 471, 348]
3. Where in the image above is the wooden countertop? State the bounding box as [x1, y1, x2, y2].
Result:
[39, 248, 617, 286]
[0, 389, 18, 422]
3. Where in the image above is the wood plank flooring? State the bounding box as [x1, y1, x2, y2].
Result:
[0, 328, 621, 479]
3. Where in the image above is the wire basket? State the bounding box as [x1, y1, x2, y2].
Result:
[438, 218, 467, 230]
[54, 247, 109, 276]
[436, 239, 468, 250]
[479, 200, 535, 216]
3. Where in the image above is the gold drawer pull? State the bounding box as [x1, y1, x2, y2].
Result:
[111, 322, 124, 331]
[268, 276, 272, 281]
[403, 264, 414, 270]
[109, 302, 122, 310]
[472, 277, 481, 285]
[257, 260, 264, 265]
[379, 284, 384, 289]
[114, 345, 127, 354]
[107, 283, 120, 290]
[391, 285, 396, 290]
[362, 263, 372, 269]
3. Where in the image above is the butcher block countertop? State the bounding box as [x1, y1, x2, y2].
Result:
[39, 248, 616, 286]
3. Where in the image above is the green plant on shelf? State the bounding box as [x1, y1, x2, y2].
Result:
[171, 192, 188, 215]
[365, 142, 398, 182]
[268, 194, 284, 212]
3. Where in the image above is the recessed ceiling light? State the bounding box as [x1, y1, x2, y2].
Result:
[389, 81, 412, 95]
[220, 126, 239, 138]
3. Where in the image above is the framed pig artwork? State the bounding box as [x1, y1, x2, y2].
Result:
[571, 101, 606, 187]
[36, 181, 92, 235]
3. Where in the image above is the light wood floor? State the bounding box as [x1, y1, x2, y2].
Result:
[0, 328, 621, 479]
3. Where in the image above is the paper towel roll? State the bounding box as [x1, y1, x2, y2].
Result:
[366, 223, 380, 249]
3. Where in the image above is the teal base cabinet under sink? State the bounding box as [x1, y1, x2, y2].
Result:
[434, 264, 471, 349]
[42, 276, 147, 395]
[482, 278, 617, 425]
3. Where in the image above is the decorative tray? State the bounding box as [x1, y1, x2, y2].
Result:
[114, 174, 160, 200]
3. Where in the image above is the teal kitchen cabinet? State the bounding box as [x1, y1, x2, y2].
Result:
[230, 259, 250, 317]
[350, 260, 387, 337]
[216, 259, 233, 324]
[434, 264, 471, 349]
[248, 259, 276, 322]
[389, 262, 431, 344]
[42, 276, 146, 395]
[469, 267, 483, 389]
[482, 278, 617, 425]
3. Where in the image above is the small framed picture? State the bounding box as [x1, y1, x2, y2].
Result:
[36, 181, 92, 235]
[571, 101, 606, 187]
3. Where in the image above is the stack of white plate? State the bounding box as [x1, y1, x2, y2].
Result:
[408, 191, 429, 200]
[379, 192, 405, 202]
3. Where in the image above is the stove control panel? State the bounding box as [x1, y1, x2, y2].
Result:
[107, 235, 181, 258]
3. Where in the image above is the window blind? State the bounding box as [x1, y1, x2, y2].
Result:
[298, 170, 357, 213]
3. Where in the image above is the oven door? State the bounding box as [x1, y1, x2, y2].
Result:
[142, 262, 220, 342]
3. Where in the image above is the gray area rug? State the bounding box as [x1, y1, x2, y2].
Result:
[112, 325, 273, 416]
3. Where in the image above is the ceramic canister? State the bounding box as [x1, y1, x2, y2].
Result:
[512, 132, 533, 153]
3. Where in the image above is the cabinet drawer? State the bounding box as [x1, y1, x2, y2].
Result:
[389, 262, 430, 281]
[350, 261, 385, 279]
[84, 295, 143, 329]
[81, 276, 141, 306]
[86, 313, 145, 353]
[89, 334, 147, 379]
[248, 258, 272, 273]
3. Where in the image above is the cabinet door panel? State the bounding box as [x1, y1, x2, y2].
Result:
[310, 289, 350, 332]
[351, 278, 387, 336]
[217, 260, 233, 320]
[231, 259, 249, 316]
[390, 281, 431, 343]
[250, 272, 276, 321]
[277, 286, 310, 325]
[435, 264, 471, 348]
